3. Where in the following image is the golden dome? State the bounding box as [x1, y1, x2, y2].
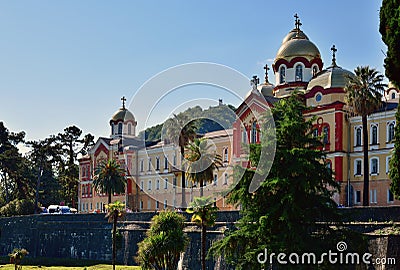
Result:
[276, 38, 321, 61]
[282, 28, 309, 44]
[110, 108, 136, 123]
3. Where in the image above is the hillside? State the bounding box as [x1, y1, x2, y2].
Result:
[139, 104, 236, 141]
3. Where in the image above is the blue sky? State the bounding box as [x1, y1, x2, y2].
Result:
[0, 1, 386, 143]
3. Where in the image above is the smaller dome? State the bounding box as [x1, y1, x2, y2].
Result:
[258, 83, 275, 97]
[282, 28, 309, 44]
[307, 65, 355, 90]
[111, 108, 136, 123]
[276, 38, 321, 61]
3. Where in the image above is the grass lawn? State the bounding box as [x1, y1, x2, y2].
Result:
[0, 265, 140, 269]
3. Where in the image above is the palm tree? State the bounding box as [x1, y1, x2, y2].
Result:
[345, 66, 386, 206]
[185, 138, 223, 197]
[186, 196, 218, 270]
[164, 114, 197, 208]
[93, 159, 126, 205]
[105, 200, 126, 270]
[136, 210, 189, 269]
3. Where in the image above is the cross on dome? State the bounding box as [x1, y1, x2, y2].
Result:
[263, 64, 270, 83]
[331, 45, 338, 66]
[121, 96, 126, 109]
[294, 13, 302, 30]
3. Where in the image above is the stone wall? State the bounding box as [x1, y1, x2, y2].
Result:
[0, 211, 238, 269]
[0, 208, 399, 269]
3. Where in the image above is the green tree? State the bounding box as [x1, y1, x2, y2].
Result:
[380, 0, 400, 88]
[185, 138, 223, 196]
[136, 210, 189, 270]
[186, 196, 218, 270]
[390, 106, 400, 198]
[164, 114, 197, 208]
[93, 159, 126, 204]
[105, 200, 126, 270]
[210, 93, 342, 269]
[57, 126, 94, 207]
[345, 66, 386, 206]
[0, 122, 32, 206]
[27, 137, 61, 213]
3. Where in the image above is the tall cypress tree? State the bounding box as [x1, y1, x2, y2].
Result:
[380, 0, 400, 88]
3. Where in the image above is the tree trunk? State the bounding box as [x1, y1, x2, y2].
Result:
[201, 221, 206, 270]
[108, 193, 112, 205]
[181, 146, 187, 209]
[200, 179, 204, 197]
[362, 116, 369, 206]
[112, 210, 117, 270]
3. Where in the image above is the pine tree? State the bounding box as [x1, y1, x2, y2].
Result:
[210, 93, 344, 269]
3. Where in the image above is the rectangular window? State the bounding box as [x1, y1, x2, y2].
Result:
[156, 179, 160, 190]
[355, 190, 361, 204]
[148, 180, 152, 190]
[140, 160, 144, 172]
[148, 158, 152, 171]
[164, 178, 168, 189]
[387, 156, 391, 174]
[355, 160, 362, 176]
[140, 200, 143, 210]
[156, 201, 159, 209]
[388, 189, 394, 202]
[164, 200, 167, 209]
[371, 158, 378, 175]
[370, 189, 377, 204]
[173, 177, 177, 189]
[140, 180, 144, 191]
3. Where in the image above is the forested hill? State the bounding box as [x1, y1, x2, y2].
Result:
[139, 104, 237, 141]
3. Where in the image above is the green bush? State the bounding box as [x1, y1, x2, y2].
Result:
[0, 199, 35, 217]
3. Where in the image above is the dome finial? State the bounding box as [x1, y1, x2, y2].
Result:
[121, 96, 126, 109]
[331, 45, 337, 67]
[263, 64, 270, 83]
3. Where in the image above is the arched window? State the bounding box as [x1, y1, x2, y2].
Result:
[295, 64, 303, 81]
[111, 124, 115, 135]
[312, 66, 319, 77]
[355, 159, 362, 176]
[323, 126, 329, 144]
[371, 125, 378, 145]
[164, 155, 168, 169]
[355, 127, 362, 146]
[312, 128, 319, 138]
[392, 92, 396, 99]
[118, 123, 123, 134]
[279, 66, 286, 84]
[251, 121, 257, 143]
[156, 157, 160, 170]
[388, 121, 395, 142]
[370, 158, 379, 175]
[223, 148, 228, 162]
[128, 123, 132, 135]
[242, 129, 247, 144]
[148, 158, 152, 171]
